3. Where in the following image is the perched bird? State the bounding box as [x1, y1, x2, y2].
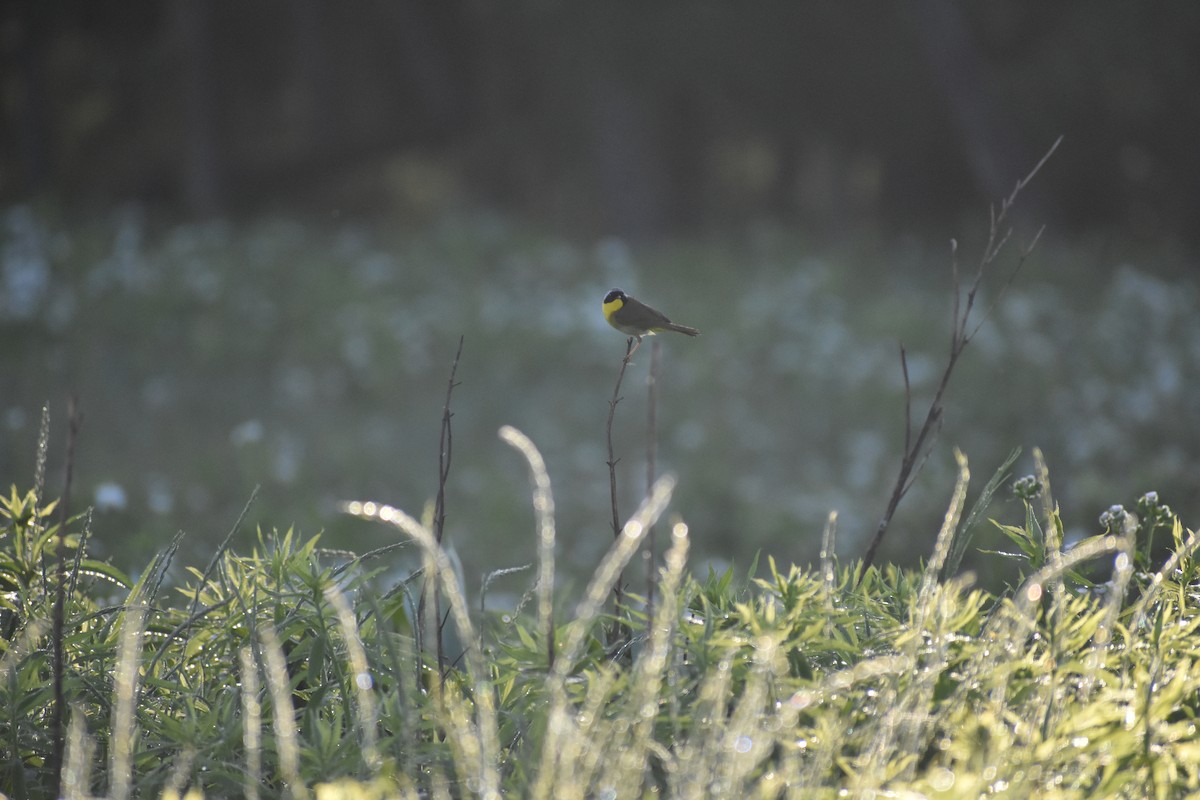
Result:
[602, 289, 700, 348]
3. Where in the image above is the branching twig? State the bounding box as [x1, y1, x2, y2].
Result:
[605, 338, 635, 647]
[857, 136, 1061, 582]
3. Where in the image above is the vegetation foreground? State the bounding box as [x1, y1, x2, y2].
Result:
[2, 436, 1200, 800]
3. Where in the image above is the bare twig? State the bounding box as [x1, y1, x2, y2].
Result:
[422, 336, 464, 682]
[900, 346, 913, 455]
[434, 336, 463, 677]
[606, 338, 635, 646]
[435, 336, 464, 546]
[857, 136, 1061, 581]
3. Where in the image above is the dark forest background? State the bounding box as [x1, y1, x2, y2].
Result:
[4, 2, 1199, 243]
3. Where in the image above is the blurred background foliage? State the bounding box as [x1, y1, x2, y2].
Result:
[2, 2, 1199, 588]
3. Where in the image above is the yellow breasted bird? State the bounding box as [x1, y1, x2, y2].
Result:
[602, 288, 700, 343]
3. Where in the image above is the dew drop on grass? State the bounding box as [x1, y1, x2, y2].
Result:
[733, 735, 753, 754]
[355, 672, 372, 691]
[1072, 735, 1089, 747]
[789, 690, 814, 710]
[929, 767, 955, 791]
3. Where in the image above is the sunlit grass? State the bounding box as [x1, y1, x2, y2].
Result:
[3, 430, 1200, 797]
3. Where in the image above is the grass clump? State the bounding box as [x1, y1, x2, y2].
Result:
[2, 441, 1200, 798]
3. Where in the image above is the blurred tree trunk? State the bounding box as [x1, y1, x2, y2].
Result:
[171, 0, 222, 216]
[589, 74, 667, 239]
[661, 89, 706, 230]
[8, 7, 53, 195]
[289, 0, 336, 158]
[911, 0, 1040, 212]
[386, 0, 463, 137]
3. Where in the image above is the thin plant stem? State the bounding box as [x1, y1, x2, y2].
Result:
[423, 336, 463, 676]
[434, 335, 464, 545]
[820, 510, 838, 635]
[33, 404, 50, 590]
[52, 395, 80, 795]
[606, 338, 635, 646]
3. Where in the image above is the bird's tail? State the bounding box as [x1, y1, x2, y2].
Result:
[665, 323, 700, 337]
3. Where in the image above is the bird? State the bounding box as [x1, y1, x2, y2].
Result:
[602, 288, 699, 353]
